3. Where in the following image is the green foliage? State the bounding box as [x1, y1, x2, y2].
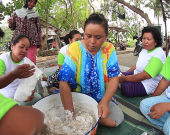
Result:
[144, 0, 170, 20]
[3, 0, 89, 31]
[2, 0, 25, 17]
[125, 24, 137, 38]
[127, 38, 137, 47]
[145, 0, 162, 16]
[0, 26, 13, 50]
[100, 0, 144, 42]
[0, 3, 5, 21]
[168, 31, 170, 36]
[36, 0, 55, 19]
[100, 1, 122, 21]
[2, 0, 169, 43]
[46, 0, 89, 30]
[107, 32, 116, 43]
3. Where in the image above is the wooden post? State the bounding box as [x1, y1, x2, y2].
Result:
[54, 35, 60, 51]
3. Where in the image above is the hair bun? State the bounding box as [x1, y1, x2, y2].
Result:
[89, 13, 105, 18]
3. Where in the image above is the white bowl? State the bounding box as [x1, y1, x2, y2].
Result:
[33, 92, 100, 135]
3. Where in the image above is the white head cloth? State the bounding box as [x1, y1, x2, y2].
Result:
[15, 7, 39, 20]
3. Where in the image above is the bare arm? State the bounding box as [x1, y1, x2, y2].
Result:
[0, 64, 35, 89]
[98, 76, 119, 118]
[151, 77, 170, 97]
[148, 102, 170, 119]
[0, 71, 17, 89]
[8, 17, 14, 29]
[119, 70, 151, 83]
[127, 65, 136, 72]
[101, 76, 119, 104]
[59, 81, 74, 113]
[59, 65, 62, 70]
[0, 105, 44, 135]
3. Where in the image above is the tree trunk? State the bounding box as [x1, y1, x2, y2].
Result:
[72, 6, 84, 28]
[114, 0, 153, 26]
[88, 0, 95, 13]
[160, 0, 168, 56]
[135, 0, 140, 37]
[54, 35, 61, 50]
[68, 0, 75, 29]
[42, 0, 49, 50]
[55, 13, 74, 29]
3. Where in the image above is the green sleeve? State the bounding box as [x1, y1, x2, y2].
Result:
[58, 52, 65, 65]
[144, 57, 163, 78]
[0, 59, 5, 75]
[0, 94, 18, 120]
[161, 56, 170, 81]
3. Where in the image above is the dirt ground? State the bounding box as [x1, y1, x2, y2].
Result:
[36, 55, 58, 68]
[117, 53, 138, 68]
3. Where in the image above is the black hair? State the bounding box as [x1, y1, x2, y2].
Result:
[84, 13, 108, 35]
[141, 26, 162, 47]
[9, 34, 30, 51]
[63, 30, 81, 44]
[0, 28, 4, 38]
[12, 34, 31, 46]
[23, 0, 37, 8]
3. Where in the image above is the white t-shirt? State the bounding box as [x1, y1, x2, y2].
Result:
[59, 45, 69, 57]
[134, 47, 166, 95]
[0, 52, 31, 99]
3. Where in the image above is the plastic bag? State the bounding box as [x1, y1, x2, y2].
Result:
[14, 59, 43, 102]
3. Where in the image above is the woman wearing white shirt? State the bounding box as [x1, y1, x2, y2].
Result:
[119, 26, 166, 97]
